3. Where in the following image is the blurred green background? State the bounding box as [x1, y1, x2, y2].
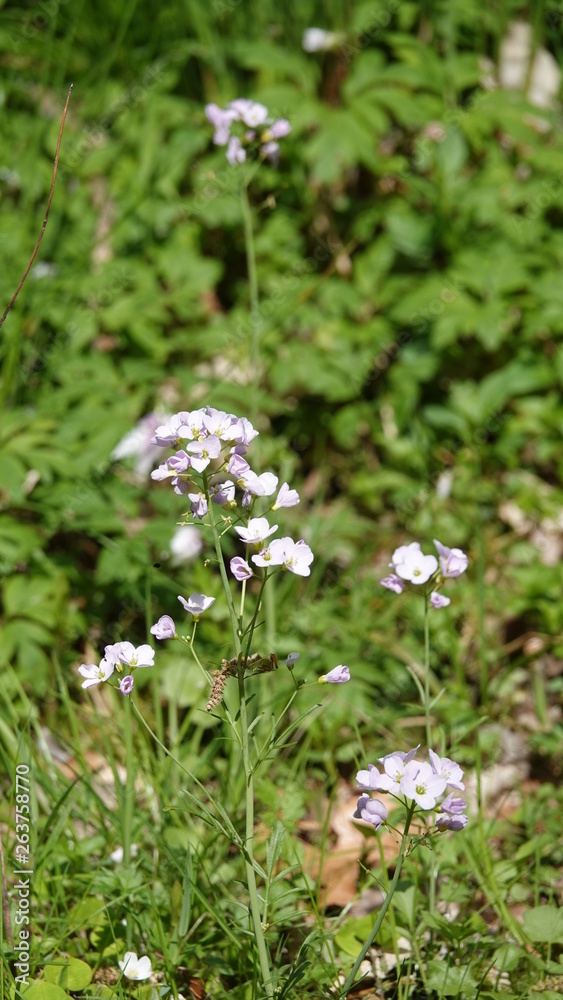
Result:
[1, 0, 563, 762]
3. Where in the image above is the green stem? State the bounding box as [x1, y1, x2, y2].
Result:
[122, 694, 134, 949]
[424, 594, 431, 750]
[205, 484, 274, 997]
[146, 570, 164, 765]
[476, 501, 488, 707]
[240, 181, 260, 413]
[341, 804, 415, 996]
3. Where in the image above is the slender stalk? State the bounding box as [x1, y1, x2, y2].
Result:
[146, 570, 164, 765]
[424, 594, 431, 750]
[205, 486, 274, 997]
[476, 501, 488, 707]
[240, 181, 260, 414]
[341, 804, 415, 996]
[122, 694, 134, 949]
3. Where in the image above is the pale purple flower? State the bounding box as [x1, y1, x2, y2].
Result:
[269, 119, 291, 139]
[188, 492, 208, 519]
[428, 750, 465, 790]
[150, 616, 176, 640]
[356, 763, 385, 790]
[271, 482, 299, 510]
[241, 470, 279, 498]
[205, 102, 237, 145]
[434, 540, 469, 578]
[152, 411, 192, 447]
[78, 659, 114, 689]
[376, 754, 420, 793]
[211, 480, 236, 506]
[252, 543, 286, 569]
[111, 412, 168, 476]
[170, 525, 202, 564]
[284, 652, 300, 666]
[120, 675, 134, 696]
[111, 642, 155, 669]
[430, 592, 450, 608]
[151, 462, 176, 482]
[227, 136, 246, 165]
[229, 417, 259, 446]
[261, 141, 279, 163]
[118, 953, 152, 981]
[440, 792, 467, 814]
[172, 477, 189, 495]
[381, 574, 404, 594]
[229, 99, 269, 127]
[230, 557, 253, 581]
[400, 761, 447, 810]
[436, 813, 469, 831]
[203, 409, 236, 440]
[227, 454, 250, 480]
[167, 450, 191, 473]
[353, 795, 387, 829]
[235, 517, 278, 545]
[378, 745, 420, 766]
[178, 593, 215, 619]
[186, 435, 221, 472]
[319, 664, 350, 684]
[395, 549, 438, 585]
[390, 542, 421, 568]
[267, 537, 313, 576]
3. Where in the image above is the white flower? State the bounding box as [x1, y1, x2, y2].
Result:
[429, 749, 465, 790]
[235, 517, 278, 545]
[178, 593, 215, 619]
[111, 413, 168, 476]
[395, 549, 438, 585]
[118, 952, 152, 981]
[78, 659, 114, 689]
[302, 27, 340, 52]
[271, 482, 300, 510]
[170, 526, 202, 565]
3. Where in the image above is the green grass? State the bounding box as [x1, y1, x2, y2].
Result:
[2, 0, 563, 996]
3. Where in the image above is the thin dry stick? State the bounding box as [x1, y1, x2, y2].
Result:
[0, 83, 73, 330]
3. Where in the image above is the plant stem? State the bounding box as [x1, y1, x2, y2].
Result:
[240, 181, 260, 413]
[341, 804, 415, 996]
[424, 594, 431, 750]
[205, 487, 274, 997]
[122, 694, 134, 949]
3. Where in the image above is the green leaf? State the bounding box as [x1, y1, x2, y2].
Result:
[44, 959, 93, 991]
[522, 906, 563, 944]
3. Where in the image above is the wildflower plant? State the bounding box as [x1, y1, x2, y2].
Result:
[80, 400, 349, 997]
[381, 538, 469, 748]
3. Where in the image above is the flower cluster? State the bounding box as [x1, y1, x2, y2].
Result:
[151, 592, 217, 640]
[150, 405, 311, 580]
[230, 515, 312, 579]
[381, 539, 468, 608]
[205, 99, 291, 165]
[354, 747, 469, 832]
[78, 642, 155, 696]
